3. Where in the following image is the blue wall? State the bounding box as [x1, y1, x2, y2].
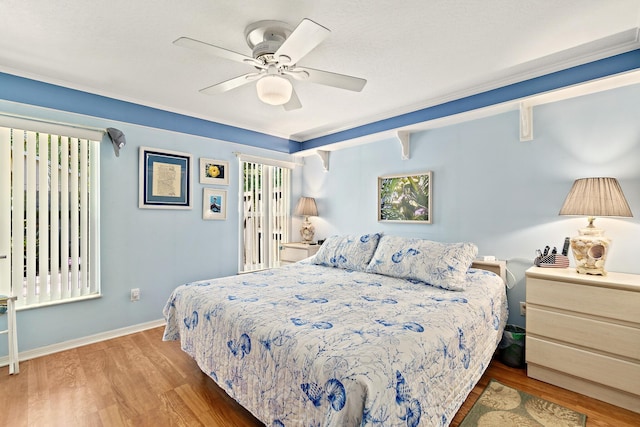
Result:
[301, 84, 640, 327]
[0, 100, 302, 356]
[1, 75, 639, 356]
[0, 72, 296, 153]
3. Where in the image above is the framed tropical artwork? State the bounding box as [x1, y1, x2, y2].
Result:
[378, 171, 432, 223]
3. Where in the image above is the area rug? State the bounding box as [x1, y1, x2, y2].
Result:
[459, 379, 586, 427]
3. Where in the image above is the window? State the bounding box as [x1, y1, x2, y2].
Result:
[0, 126, 100, 308]
[240, 157, 291, 273]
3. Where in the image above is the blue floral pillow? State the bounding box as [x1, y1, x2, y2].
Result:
[366, 235, 478, 291]
[312, 233, 382, 271]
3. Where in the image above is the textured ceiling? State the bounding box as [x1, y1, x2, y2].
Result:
[1, 0, 639, 142]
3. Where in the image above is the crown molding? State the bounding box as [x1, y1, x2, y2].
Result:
[296, 28, 640, 143]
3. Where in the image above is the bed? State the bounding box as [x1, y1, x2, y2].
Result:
[163, 234, 508, 426]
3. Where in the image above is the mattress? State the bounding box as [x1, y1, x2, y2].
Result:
[163, 261, 507, 426]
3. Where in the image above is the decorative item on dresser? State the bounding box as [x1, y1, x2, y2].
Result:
[293, 196, 318, 243]
[525, 266, 640, 413]
[559, 177, 633, 275]
[279, 242, 320, 265]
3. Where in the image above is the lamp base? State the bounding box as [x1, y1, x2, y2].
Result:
[570, 226, 610, 275]
[300, 217, 315, 244]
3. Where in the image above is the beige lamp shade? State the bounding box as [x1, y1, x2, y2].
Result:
[559, 177, 633, 219]
[294, 197, 318, 217]
[559, 177, 632, 275]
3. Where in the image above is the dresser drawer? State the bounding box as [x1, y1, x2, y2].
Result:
[527, 336, 640, 395]
[527, 277, 640, 323]
[527, 306, 640, 360]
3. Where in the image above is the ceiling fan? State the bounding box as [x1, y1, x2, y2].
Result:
[174, 18, 367, 111]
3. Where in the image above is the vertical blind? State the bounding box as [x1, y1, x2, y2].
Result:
[241, 161, 290, 272]
[0, 127, 100, 308]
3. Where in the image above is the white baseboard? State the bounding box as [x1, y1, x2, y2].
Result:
[0, 318, 166, 368]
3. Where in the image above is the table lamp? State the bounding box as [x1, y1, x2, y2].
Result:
[559, 177, 633, 275]
[294, 197, 318, 243]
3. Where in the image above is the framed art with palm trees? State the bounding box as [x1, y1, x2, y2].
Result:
[378, 171, 432, 223]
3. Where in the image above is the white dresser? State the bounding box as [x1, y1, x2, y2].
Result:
[279, 242, 320, 265]
[525, 266, 640, 413]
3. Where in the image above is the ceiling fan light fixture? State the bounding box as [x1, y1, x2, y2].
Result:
[256, 75, 292, 105]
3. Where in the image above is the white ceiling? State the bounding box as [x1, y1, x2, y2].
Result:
[1, 0, 640, 143]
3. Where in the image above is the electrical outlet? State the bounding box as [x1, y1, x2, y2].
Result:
[519, 301, 526, 316]
[130, 288, 140, 302]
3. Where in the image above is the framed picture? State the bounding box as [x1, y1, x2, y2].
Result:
[200, 158, 229, 185]
[139, 147, 192, 209]
[378, 171, 432, 223]
[203, 188, 227, 220]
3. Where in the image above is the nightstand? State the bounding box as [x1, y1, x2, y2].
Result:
[0, 295, 18, 374]
[279, 242, 320, 265]
[525, 266, 640, 413]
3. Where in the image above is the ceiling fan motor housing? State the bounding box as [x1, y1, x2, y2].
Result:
[252, 39, 284, 62]
[246, 20, 290, 62]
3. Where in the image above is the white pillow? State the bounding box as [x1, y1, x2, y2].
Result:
[313, 233, 382, 271]
[366, 235, 478, 290]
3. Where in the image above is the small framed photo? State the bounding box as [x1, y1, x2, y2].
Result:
[139, 147, 192, 209]
[203, 188, 227, 220]
[378, 171, 432, 223]
[200, 158, 229, 185]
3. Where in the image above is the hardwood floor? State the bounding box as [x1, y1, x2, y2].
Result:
[1, 326, 638, 426]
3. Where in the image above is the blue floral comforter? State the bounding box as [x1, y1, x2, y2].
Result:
[163, 262, 507, 427]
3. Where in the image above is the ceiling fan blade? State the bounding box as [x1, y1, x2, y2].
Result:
[295, 67, 367, 92]
[199, 73, 262, 95]
[274, 19, 330, 65]
[283, 87, 302, 111]
[174, 37, 262, 67]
